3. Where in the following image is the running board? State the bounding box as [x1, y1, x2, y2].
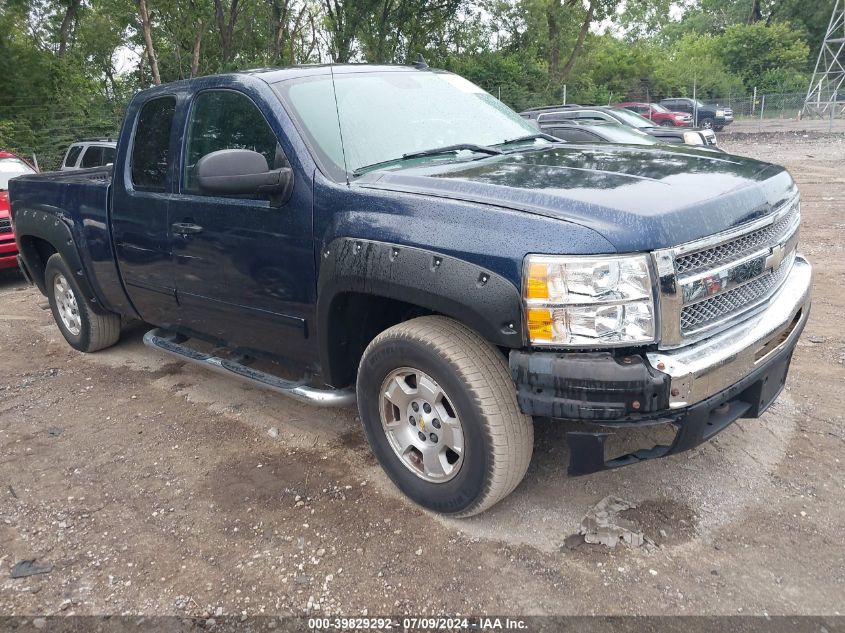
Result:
[142, 328, 356, 407]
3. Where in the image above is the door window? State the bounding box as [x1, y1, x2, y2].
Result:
[102, 146, 116, 165]
[64, 145, 83, 168]
[131, 96, 176, 192]
[80, 146, 104, 168]
[184, 90, 282, 195]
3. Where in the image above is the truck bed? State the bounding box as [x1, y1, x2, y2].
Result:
[9, 167, 136, 316]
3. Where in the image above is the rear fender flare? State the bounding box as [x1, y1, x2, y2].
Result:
[13, 208, 104, 311]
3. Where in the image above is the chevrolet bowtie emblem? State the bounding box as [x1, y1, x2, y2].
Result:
[765, 244, 786, 271]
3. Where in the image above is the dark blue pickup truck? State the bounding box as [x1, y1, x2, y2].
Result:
[8, 64, 811, 516]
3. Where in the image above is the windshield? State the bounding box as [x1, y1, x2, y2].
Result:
[0, 157, 35, 190]
[608, 108, 655, 129]
[275, 71, 539, 179]
[651, 103, 670, 113]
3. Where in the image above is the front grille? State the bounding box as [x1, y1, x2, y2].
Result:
[680, 250, 795, 333]
[0, 218, 11, 234]
[658, 194, 801, 347]
[676, 202, 799, 275]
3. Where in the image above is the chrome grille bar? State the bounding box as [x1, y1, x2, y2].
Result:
[654, 192, 801, 349]
[676, 200, 799, 275]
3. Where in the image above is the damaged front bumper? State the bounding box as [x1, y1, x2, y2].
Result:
[510, 255, 812, 476]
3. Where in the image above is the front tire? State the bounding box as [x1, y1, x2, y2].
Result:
[45, 253, 121, 352]
[356, 316, 533, 517]
[699, 116, 715, 130]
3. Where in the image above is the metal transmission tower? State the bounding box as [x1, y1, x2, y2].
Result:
[803, 0, 845, 118]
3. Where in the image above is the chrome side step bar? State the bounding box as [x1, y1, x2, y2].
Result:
[142, 328, 356, 408]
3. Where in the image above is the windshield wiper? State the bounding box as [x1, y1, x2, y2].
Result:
[402, 143, 502, 160]
[497, 133, 560, 146]
[352, 143, 502, 177]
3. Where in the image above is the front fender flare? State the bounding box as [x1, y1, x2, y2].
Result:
[316, 238, 525, 384]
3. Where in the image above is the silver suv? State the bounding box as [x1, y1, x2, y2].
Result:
[60, 140, 117, 171]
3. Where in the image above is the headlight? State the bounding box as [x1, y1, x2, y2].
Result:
[716, 109, 725, 117]
[683, 132, 705, 145]
[523, 254, 656, 346]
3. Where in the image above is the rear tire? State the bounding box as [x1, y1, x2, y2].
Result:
[45, 253, 121, 352]
[356, 316, 533, 517]
[660, 120, 674, 127]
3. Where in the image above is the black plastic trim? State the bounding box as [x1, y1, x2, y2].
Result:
[510, 351, 671, 420]
[13, 208, 106, 312]
[317, 238, 524, 385]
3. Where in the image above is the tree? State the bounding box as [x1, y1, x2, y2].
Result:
[137, 0, 161, 84]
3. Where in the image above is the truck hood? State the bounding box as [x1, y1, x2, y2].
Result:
[355, 145, 797, 252]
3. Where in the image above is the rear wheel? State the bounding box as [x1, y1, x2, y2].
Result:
[45, 253, 121, 352]
[660, 120, 674, 127]
[356, 316, 533, 517]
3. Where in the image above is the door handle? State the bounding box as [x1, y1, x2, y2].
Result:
[172, 222, 203, 236]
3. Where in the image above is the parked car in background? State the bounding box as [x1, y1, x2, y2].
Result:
[616, 102, 692, 127]
[658, 98, 733, 131]
[9, 65, 811, 517]
[60, 139, 117, 171]
[0, 151, 37, 269]
[534, 118, 660, 146]
[521, 105, 719, 149]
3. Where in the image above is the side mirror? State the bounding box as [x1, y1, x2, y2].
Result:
[196, 149, 293, 197]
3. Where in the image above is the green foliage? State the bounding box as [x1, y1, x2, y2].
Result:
[0, 0, 822, 166]
[720, 21, 809, 90]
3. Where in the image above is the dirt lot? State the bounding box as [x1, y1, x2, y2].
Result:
[1, 131, 844, 619]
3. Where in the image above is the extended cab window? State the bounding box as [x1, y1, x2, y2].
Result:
[184, 90, 281, 194]
[131, 97, 176, 192]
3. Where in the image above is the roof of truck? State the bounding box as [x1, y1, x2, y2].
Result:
[133, 63, 445, 100]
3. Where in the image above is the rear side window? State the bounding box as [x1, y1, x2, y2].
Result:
[547, 127, 600, 143]
[80, 146, 103, 168]
[184, 90, 281, 194]
[64, 145, 83, 168]
[132, 97, 176, 192]
[102, 146, 115, 165]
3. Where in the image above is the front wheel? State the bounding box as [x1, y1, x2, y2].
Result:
[45, 253, 121, 352]
[356, 316, 533, 517]
[699, 117, 715, 129]
[660, 120, 674, 127]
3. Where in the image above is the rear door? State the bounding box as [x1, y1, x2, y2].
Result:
[168, 88, 315, 360]
[111, 95, 180, 325]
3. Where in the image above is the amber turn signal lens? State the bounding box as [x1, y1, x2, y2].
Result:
[526, 262, 549, 300]
[527, 308, 553, 341]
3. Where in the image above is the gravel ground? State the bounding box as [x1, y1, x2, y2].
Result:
[1, 132, 844, 618]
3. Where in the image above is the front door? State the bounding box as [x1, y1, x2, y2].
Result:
[168, 88, 315, 362]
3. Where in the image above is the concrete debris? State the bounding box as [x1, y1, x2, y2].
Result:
[579, 495, 644, 548]
[10, 560, 54, 579]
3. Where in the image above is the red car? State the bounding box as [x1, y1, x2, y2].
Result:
[0, 151, 37, 269]
[616, 102, 692, 127]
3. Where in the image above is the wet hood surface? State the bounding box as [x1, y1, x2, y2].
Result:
[355, 144, 797, 252]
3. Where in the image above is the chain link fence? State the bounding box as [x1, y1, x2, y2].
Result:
[486, 86, 845, 123]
